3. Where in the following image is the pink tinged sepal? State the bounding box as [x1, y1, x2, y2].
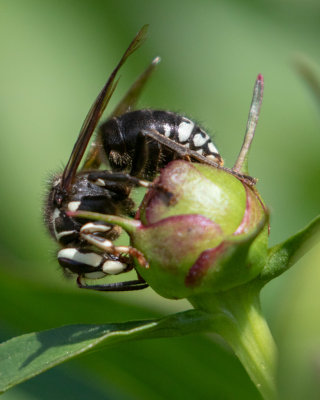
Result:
[132, 214, 224, 299]
[185, 211, 269, 293]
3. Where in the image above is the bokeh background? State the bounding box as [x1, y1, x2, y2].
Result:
[1, 0, 320, 399]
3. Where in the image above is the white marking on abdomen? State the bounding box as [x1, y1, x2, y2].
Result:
[58, 248, 102, 267]
[207, 142, 219, 154]
[178, 120, 195, 142]
[193, 133, 209, 147]
[102, 260, 127, 275]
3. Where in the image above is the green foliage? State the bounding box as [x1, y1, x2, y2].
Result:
[0, 268, 258, 399]
[1, 0, 320, 399]
[0, 310, 211, 393]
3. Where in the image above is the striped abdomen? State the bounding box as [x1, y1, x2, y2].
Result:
[99, 109, 221, 178]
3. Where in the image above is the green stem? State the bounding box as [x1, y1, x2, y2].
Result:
[69, 211, 141, 234]
[188, 284, 277, 400]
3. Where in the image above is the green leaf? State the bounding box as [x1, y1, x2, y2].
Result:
[259, 215, 320, 283]
[0, 310, 210, 394]
[0, 266, 259, 399]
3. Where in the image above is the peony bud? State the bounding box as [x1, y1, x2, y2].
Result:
[131, 160, 268, 299]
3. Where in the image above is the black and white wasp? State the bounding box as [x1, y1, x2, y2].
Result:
[44, 25, 251, 292]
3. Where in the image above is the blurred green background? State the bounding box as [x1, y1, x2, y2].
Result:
[1, 0, 320, 398]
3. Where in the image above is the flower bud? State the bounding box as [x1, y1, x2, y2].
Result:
[131, 160, 268, 299]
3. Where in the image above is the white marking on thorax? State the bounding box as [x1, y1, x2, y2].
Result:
[68, 201, 81, 212]
[58, 248, 102, 268]
[178, 120, 195, 142]
[207, 142, 219, 154]
[102, 260, 127, 275]
[163, 124, 171, 137]
[196, 148, 204, 155]
[193, 133, 209, 147]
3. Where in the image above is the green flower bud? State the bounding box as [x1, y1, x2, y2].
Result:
[131, 160, 269, 299]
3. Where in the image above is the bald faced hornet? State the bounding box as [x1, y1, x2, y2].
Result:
[44, 25, 252, 292]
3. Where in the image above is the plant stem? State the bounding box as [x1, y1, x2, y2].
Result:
[188, 284, 277, 400]
[69, 211, 141, 234]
